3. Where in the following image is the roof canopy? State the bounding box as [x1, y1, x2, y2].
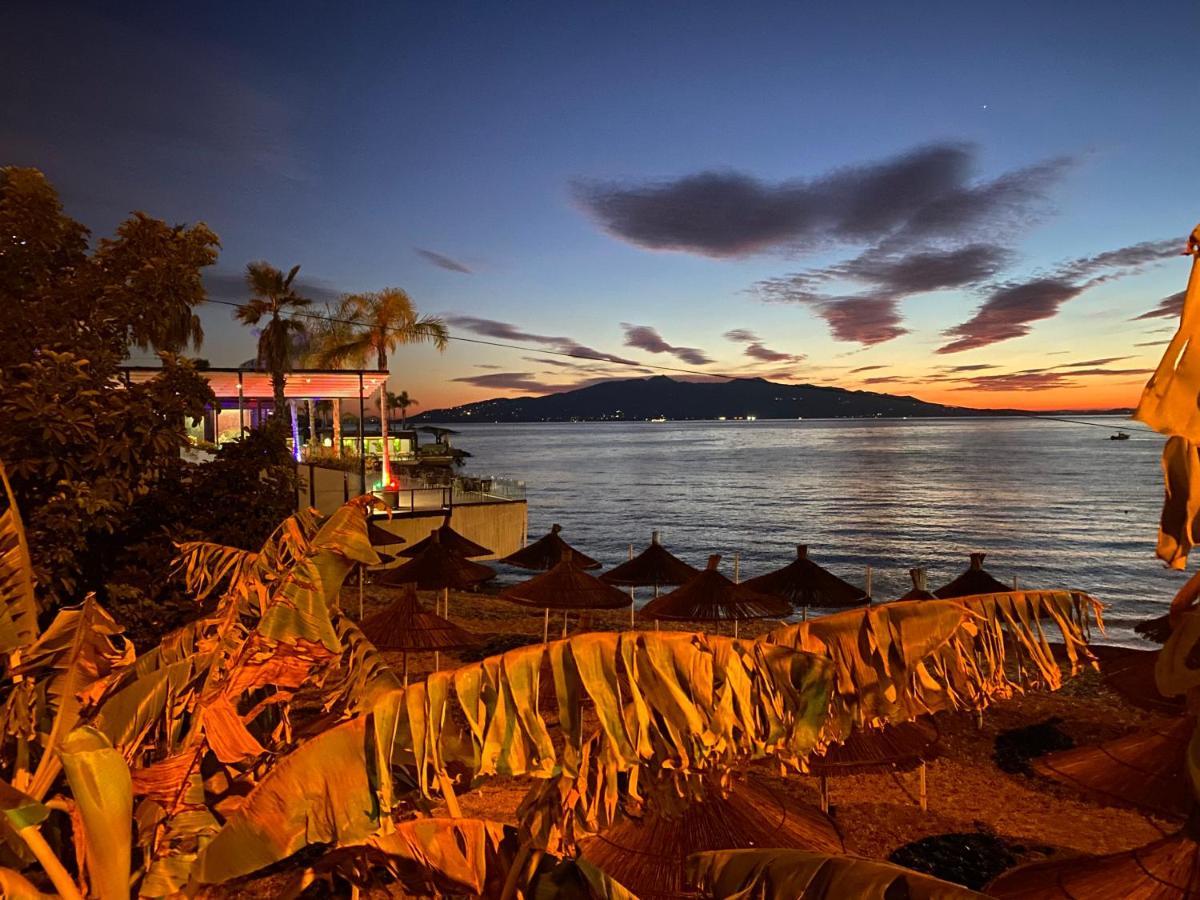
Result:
[601, 531, 698, 588]
[122, 366, 388, 400]
[641, 555, 792, 622]
[744, 545, 866, 609]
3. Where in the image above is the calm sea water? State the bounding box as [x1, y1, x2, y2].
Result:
[446, 416, 1184, 644]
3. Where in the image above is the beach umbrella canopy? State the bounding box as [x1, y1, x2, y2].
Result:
[743, 544, 867, 610]
[808, 719, 940, 777]
[1032, 715, 1192, 821]
[1097, 645, 1186, 714]
[579, 776, 843, 900]
[399, 519, 491, 559]
[896, 568, 937, 602]
[641, 555, 792, 622]
[933, 553, 1012, 598]
[601, 530, 698, 588]
[366, 519, 406, 548]
[500, 523, 600, 571]
[373, 529, 495, 591]
[500, 550, 631, 612]
[360, 583, 479, 654]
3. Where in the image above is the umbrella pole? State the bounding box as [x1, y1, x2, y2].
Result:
[562, 609, 568, 639]
[403, 652, 409, 687]
[543, 608, 549, 643]
[358, 567, 364, 619]
[435, 650, 440, 672]
[802, 606, 808, 622]
[733, 552, 740, 583]
[734, 618, 739, 638]
[629, 588, 636, 629]
[865, 565, 873, 603]
[442, 587, 449, 618]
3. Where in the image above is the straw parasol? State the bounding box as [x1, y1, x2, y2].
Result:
[933, 553, 1012, 598]
[359, 584, 479, 684]
[808, 718, 941, 813]
[500, 549, 631, 641]
[366, 518, 406, 548]
[895, 568, 937, 601]
[399, 518, 491, 559]
[744, 545, 867, 620]
[579, 776, 843, 900]
[500, 523, 600, 571]
[1095, 645, 1185, 714]
[986, 822, 1200, 898]
[640, 555, 792, 636]
[1032, 715, 1193, 821]
[601, 530, 699, 628]
[373, 529, 495, 619]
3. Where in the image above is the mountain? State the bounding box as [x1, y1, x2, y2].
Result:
[410, 375, 1014, 423]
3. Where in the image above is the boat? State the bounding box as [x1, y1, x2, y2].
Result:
[648, 416, 667, 423]
[1111, 431, 1130, 441]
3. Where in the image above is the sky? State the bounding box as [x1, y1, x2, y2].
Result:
[4, 1, 1197, 412]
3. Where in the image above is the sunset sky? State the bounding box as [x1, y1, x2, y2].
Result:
[5, 1, 1195, 412]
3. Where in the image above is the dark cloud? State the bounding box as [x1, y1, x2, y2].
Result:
[1133, 290, 1185, 321]
[938, 363, 998, 373]
[1135, 339, 1167, 347]
[415, 248, 471, 274]
[1054, 356, 1132, 368]
[574, 144, 1070, 258]
[621, 324, 712, 365]
[951, 372, 1075, 391]
[204, 269, 344, 306]
[850, 365, 887, 374]
[756, 244, 1010, 347]
[862, 375, 911, 385]
[723, 328, 803, 363]
[939, 239, 1179, 353]
[451, 372, 606, 393]
[1058, 367, 1153, 377]
[475, 364, 503, 370]
[446, 316, 639, 365]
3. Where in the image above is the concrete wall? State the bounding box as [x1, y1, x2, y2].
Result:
[369, 501, 528, 560]
[297, 464, 364, 513]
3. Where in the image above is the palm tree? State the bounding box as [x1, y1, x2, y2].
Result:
[317, 288, 447, 484]
[386, 390, 416, 427]
[234, 262, 311, 416]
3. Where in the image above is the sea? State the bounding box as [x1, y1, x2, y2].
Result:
[448, 416, 1185, 645]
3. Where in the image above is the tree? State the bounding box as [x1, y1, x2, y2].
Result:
[316, 289, 447, 485]
[386, 390, 416, 427]
[234, 262, 311, 416]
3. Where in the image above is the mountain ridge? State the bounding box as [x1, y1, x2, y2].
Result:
[410, 375, 1131, 423]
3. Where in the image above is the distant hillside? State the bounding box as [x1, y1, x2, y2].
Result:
[412, 375, 1015, 423]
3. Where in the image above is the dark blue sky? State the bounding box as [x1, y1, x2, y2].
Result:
[5, 1, 1195, 409]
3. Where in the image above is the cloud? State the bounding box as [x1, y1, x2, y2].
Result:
[204, 269, 344, 306]
[862, 375, 912, 385]
[951, 372, 1076, 391]
[938, 238, 1179, 353]
[1133, 290, 1185, 321]
[850, 365, 887, 374]
[723, 328, 804, 363]
[1054, 356, 1132, 368]
[451, 372, 604, 393]
[415, 248, 471, 274]
[756, 244, 1011, 347]
[446, 316, 640, 365]
[938, 363, 999, 373]
[574, 144, 1070, 258]
[621, 324, 712, 365]
[1135, 339, 1167, 347]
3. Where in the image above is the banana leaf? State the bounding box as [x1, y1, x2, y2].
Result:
[686, 848, 987, 899]
[0, 866, 55, 899]
[0, 463, 39, 657]
[59, 727, 132, 900]
[15, 596, 134, 799]
[193, 631, 834, 884]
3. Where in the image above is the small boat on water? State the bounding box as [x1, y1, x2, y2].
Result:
[1111, 431, 1131, 441]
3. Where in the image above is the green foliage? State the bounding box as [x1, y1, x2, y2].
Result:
[234, 261, 311, 411]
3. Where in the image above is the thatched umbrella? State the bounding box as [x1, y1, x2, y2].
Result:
[895, 568, 937, 601]
[579, 776, 843, 900]
[366, 518, 406, 548]
[601, 530, 699, 628]
[500, 549, 630, 641]
[360, 584, 479, 684]
[744, 545, 867, 620]
[1032, 715, 1193, 821]
[399, 518, 491, 559]
[986, 821, 1200, 898]
[1095, 645, 1185, 714]
[374, 529, 495, 618]
[500, 523, 600, 571]
[640, 555, 791, 636]
[808, 718, 941, 813]
[933, 553, 1012, 598]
